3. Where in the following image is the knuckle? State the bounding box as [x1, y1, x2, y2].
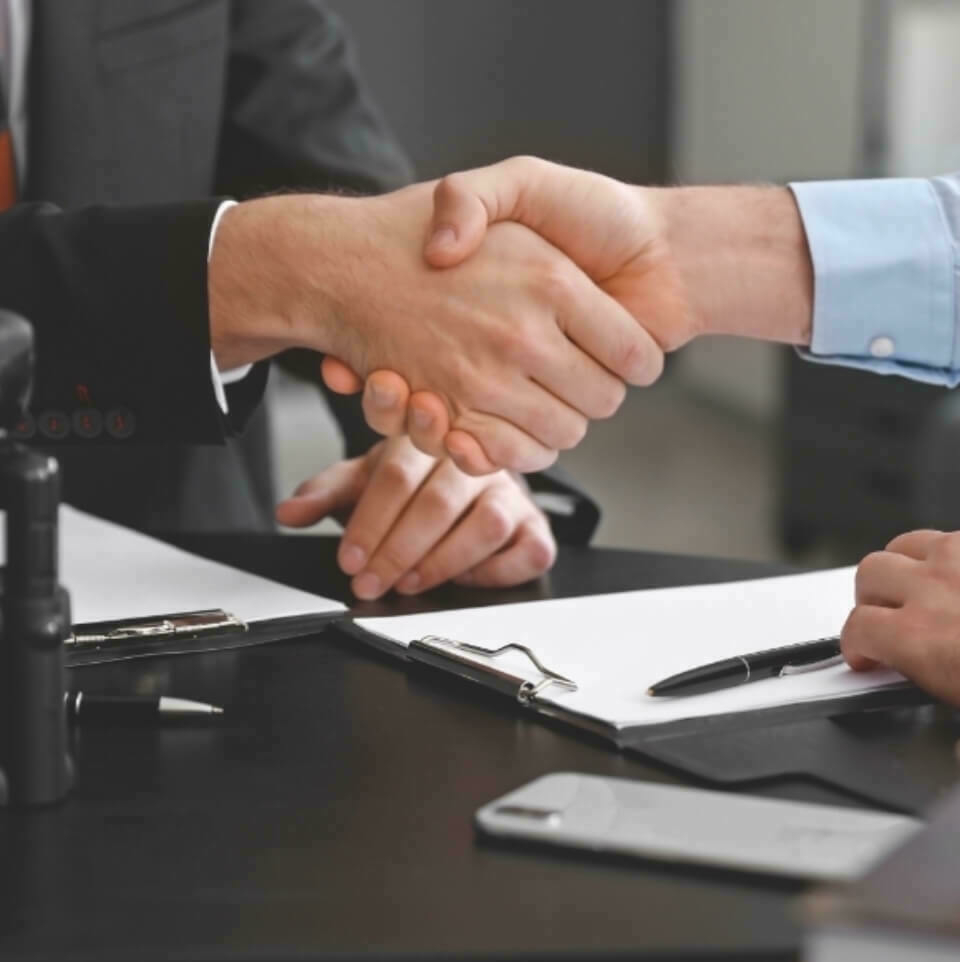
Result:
[379, 458, 419, 494]
[505, 320, 545, 367]
[507, 154, 541, 174]
[413, 559, 438, 589]
[932, 532, 960, 561]
[495, 326, 532, 368]
[840, 606, 865, 645]
[519, 447, 559, 473]
[375, 543, 413, 580]
[420, 483, 459, 520]
[475, 498, 514, 543]
[618, 333, 660, 386]
[536, 264, 578, 308]
[555, 416, 588, 451]
[855, 551, 885, 590]
[524, 530, 557, 573]
[641, 344, 666, 386]
[595, 380, 627, 419]
[435, 171, 465, 202]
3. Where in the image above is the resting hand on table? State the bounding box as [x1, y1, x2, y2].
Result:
[842, 530, 960, 705]
[275, 436, 556, 600]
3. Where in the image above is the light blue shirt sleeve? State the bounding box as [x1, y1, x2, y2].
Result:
[789, 175, 960, 386]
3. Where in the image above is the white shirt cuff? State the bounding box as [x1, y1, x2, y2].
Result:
[206, 200, 253, 414]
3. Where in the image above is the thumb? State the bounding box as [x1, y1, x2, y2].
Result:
[423, 157, 544, 268]
[321, 355, 364, 395]
[424, 176, 490, 268]
[275, 460, 366, 528]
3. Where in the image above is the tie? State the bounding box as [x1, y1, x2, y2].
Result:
[0, 0, 16, 209]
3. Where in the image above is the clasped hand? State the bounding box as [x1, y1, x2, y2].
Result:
[276, 436, 555, 600]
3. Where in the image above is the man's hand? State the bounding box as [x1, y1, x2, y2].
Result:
[322, 156, 813, 473]
[211, 180, 663, 473]
[275, 436, 557, 600]
[842, 530, 960, 705]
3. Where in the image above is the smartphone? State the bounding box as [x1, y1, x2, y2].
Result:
[475, 773, 920, 882]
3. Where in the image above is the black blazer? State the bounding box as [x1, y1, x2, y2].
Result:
[4, 0, 412, 530]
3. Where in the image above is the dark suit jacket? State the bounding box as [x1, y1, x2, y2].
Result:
[4, 0, 600, 542]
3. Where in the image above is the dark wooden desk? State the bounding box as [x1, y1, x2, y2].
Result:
[0, 537, 953, 961]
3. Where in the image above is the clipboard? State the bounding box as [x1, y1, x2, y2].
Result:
[336, 621, 934, 813]
[401, 631, 923, 742]
[9, 506, 350, 668]
[66, 608, 342, 667]
[342, 570, 934, 810]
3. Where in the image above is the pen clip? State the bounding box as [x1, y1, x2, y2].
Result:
[66, 609, 247, 649]
[778, 653, 845, 677]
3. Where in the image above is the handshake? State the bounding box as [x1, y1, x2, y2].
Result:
[214, 158, 960, 706]
[212, 156, 812, 476]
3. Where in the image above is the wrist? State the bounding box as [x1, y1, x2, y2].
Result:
[645, 184, 813, 345]
[207, 195, 349, 369]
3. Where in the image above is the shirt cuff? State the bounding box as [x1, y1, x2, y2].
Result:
[790, 177, 958, 385]
[206, 200, 254, 413]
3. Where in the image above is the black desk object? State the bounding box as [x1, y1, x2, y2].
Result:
[779, 350, 946, 557]
[1, 535, 957, 962]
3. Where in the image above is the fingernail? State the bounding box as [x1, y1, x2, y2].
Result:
[396, 572, 421, 594]
[353, 572, 383, 600]
[411, 408, 433, 431]
[429, 226, 457, 250]
[340, 543, 366, 574]
[369, 383, 395, 409]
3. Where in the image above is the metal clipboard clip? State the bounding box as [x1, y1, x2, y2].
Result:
[66, 609, 247, 651]
[408, 634, 578, 706]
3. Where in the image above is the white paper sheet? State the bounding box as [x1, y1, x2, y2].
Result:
[0, 506, 346, 625]
[355, 568, 907, 731]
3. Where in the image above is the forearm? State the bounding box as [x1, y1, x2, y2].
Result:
[646, 185, 813, 345]
[208, 193, 367, 371]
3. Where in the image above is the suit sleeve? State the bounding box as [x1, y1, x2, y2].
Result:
[216, 0, 414, 198]
[0, 198, 266, 443]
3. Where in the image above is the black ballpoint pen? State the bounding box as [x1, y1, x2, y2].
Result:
[647, 636, 843, 697]
[64, 692, 224, 724]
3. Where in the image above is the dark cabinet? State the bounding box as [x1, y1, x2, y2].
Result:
[779, 350, 951, 559]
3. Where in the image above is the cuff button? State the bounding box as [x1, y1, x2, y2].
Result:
[38, 411, 70, 440]
[72, 408, 103, 439]
[105, 408, 136, 440]
[869, 336, 896, 359]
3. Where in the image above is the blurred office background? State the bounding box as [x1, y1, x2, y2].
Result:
[272, 0, 960, 564]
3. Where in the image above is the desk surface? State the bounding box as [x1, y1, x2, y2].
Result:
[0, 537, 949, 961]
